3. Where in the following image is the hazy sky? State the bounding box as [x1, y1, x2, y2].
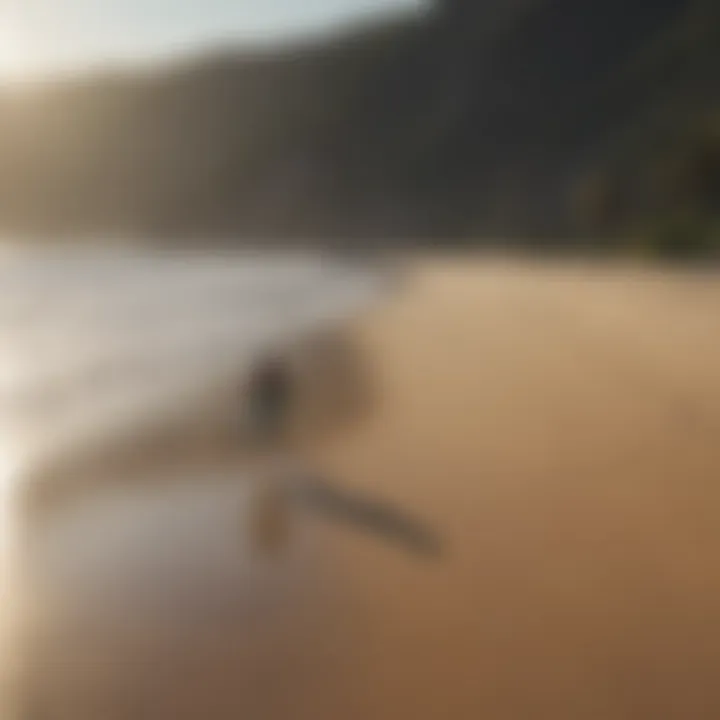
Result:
[0, 0, 424, 78]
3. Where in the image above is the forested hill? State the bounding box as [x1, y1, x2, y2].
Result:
[0, 0, 717, 248]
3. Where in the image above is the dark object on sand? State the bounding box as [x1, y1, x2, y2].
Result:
[246, 358, 293, 445]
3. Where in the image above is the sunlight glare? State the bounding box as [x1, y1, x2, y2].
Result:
[0, 9, 34, 81]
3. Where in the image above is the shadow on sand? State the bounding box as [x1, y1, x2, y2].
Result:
[287, 476, 444, 559]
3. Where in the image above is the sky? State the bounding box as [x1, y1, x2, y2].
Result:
[0, 0, 424, 79]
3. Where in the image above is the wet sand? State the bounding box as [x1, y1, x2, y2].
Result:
[7, 258, 720, 719]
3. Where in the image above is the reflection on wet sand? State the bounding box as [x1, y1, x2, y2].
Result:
[13, 473, 362, 720]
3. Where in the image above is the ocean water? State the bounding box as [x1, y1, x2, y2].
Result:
[0, 248, 390, 473]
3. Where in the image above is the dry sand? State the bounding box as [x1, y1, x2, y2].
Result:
[7, 258, 720, 719]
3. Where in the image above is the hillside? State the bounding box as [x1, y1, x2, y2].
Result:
[0, 0, 717, 247]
